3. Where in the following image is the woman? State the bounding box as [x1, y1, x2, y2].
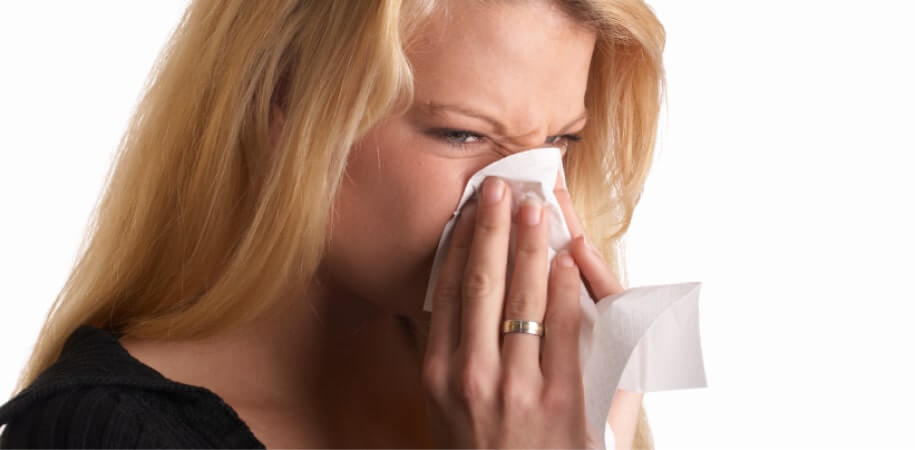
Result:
[0, 0, 664, 448]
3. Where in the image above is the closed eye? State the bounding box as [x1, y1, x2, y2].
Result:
[433, 129, 485, 146]
[427, 128, 582, 151]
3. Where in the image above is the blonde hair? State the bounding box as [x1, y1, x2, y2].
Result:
[15, 0, 664, 447]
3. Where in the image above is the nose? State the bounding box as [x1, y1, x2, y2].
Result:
[491, 131, 569, 157]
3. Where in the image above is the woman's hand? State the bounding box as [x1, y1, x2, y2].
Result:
[552, 183, 623, 303]
[422, 176, 592, 448]
[554, 184, 644, 450]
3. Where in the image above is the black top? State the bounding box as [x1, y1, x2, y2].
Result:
[0, 325, 265, 448]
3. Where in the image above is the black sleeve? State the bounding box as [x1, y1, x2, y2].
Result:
[0, 386, 142, 449]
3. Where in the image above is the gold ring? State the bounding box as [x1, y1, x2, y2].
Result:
[501, 319, 545, 337]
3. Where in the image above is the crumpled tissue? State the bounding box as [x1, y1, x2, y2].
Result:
[421, 147, 707, 449]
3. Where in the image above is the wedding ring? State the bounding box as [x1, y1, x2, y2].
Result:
[501, 319, 545, 337]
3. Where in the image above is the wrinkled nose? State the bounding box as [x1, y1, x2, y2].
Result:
[491, 130, 570, 157]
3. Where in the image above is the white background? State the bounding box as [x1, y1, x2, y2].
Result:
[1, 1, 913, 448]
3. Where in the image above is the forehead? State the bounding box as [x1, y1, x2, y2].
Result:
[406, 1, 597, 134]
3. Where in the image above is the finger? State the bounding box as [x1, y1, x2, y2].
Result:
[541, 250, 583, 385]
[460, 176, 511, 362]
[501, 195, 549, 376]
[569, 235, 624, 300]
[608, 389, 645, 448]
[427, 200, 477, 359]
[554, 184, 584, 239]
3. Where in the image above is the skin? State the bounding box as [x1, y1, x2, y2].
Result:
[121, 1, 643, 448]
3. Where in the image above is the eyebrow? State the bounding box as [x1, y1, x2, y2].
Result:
[416, 101, 588, 136]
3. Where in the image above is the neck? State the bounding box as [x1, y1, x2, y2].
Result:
[222, 270, 433, 447]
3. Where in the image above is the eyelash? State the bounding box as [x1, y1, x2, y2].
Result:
[429, 128, 582, 150]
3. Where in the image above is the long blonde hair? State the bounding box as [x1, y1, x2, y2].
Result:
[15, 0, 664, 447]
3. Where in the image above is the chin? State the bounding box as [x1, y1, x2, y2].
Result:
[367, 276, 429, 320]
[378, 259, 436, 320]
[324, 249, 436, 320]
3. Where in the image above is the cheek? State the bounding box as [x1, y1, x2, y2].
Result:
[325, 130, 468, 314]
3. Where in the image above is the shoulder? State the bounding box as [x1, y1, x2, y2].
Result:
[0, 325, 264, 449]
[1, 384, 164, 448]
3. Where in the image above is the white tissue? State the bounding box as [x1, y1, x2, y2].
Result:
[422, 147, 707, 449]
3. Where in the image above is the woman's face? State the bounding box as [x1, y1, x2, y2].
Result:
[322, 1, 597, 318]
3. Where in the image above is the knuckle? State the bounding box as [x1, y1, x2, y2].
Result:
[542, 385, 575, 411]
[546, 309, 580, 337]
[421, 358, 449, 399]
[501, 377, 538, 412]
[476, 211, 503, 235]
[561, 275, 582, 292]
[551, 263, 580, 290]
[504, 290, 537, 319]
[456, 364, 494, 404]
[515, 237, 544, 258]
[463, 270, 493, 301]
[435, 281, 461, 306]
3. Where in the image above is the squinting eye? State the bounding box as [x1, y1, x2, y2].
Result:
[427, 128, 583, 151]
[428, 128, 486, 150]
[546, 134, 583, 147]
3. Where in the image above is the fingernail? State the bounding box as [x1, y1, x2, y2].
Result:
[483, 177, 505, 204]
[520, 195, 542, 226]
[556, 251, 575, 267]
